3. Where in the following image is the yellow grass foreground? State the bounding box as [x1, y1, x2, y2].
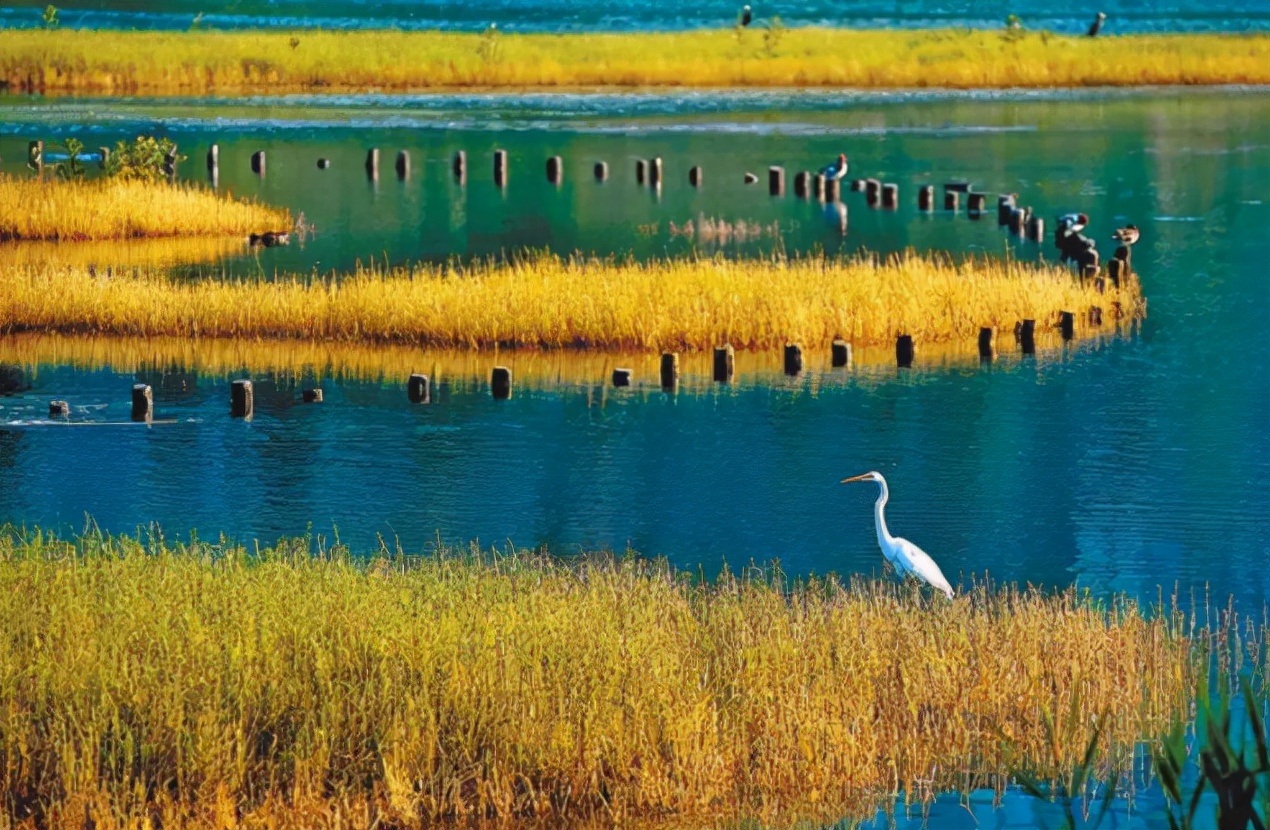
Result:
[1, 29, 1268, 93]
[0, 528, 1225, 828]
[0, 253, 1142, 351]
[0, 175, 289, 242]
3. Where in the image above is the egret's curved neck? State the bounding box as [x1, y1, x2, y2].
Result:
[872, 480, 895, 547]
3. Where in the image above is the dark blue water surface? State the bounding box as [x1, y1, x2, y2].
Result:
[2, 0, 1270, 33]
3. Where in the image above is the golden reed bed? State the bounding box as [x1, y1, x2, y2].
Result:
[0, 529, 1235, 828]
[0, 253, 1141, 352]
[0, 175, 289, 242]
[2, 29, 1268, 93]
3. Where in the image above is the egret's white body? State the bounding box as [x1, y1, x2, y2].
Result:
[821, 152, 849, 181]
[841, 471, 954, 599]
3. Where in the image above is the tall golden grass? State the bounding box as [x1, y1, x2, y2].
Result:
[0, 174, 289, 241]
[0, 253, 1141, 351]
[0, 235, 247, 270]
[0, 527, 1235, 828]
[2, 29, 1267, 93]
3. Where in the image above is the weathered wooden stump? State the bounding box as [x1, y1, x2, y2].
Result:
[713, 345, 735, 383]
[491, 367, 512, 400]
[831, 339, 851, 367]
[407, 373, 430, 404]
[230, 380, 253, 418]
[131, 384, 153, 423]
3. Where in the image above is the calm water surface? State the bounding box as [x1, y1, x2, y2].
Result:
[0, 88, 1268, 829]
[2, 0, 1269, 32]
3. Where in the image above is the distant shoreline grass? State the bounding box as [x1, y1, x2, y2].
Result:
[0, 527, 1225, 827]
[0, 252, 1142, 351]
[2, 29, 1268, 94]
[0, 175, 289, 242]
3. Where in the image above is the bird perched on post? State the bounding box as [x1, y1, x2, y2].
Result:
[1057, 212, 1097, 267]
[841, 471, 955, 600]
[820, 153, 849, 181]
[1112, 224, 1139, 270]
[1087, 11, 1106, 36]
[738, 4, 753, 26]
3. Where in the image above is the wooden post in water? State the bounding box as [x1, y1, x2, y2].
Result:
[713, 345, 735, 383]
[407, 373, 430, 404]
[998, 194, 1016, 226]
[825, 176, 840, 202]
[978, 327, 995, 361]
[895, 335, 915, 368]
[793, 171, 809, 198]
[395, 150, 410, 180]
[850, 179, 865, 192]
[546, 155, 563, 185]
[918, 185, 934, 211]
[831, 339, 851, 367]
[453, 150, 467, 183]
[491, 367, 512, 400]
[48, 400, 69, 418]
[1027, 216, 1045, 243]
[689, 166, 703, 187]
[131, 384, 153, 423]
[1009, 208, 1026, 236]
[881, 183, 899, 209]
[636, 159, 647, 185]
[967, 192, 986, 217]
[865, 178, 881, 206]
[231, 380, 253, 418]
[783, 343, 803, 375]
[251, 150, 265, 176]
[612, 368, 632, 387]
[1088, 306, 1103, 326]
[1107, 258, 1124, 287]
[660, 352, 679, 389]
[493, 149, 508, 186]
[365, 148, 380, 181]
[944, 190, 959, 211]
[594, 161, 609, 181]
[1018, 319, 1036, 355]
[317, 158, 331, 169]
[649, 157, 663, 187]
[98, 146, 110, 170]
[1060, 310, 1075, 340]
[302, 388, 324, 403]
[743, 172, 759, 185]
[206, 144, 218, 174]
[769, 166, 785, 196]
[812, 173, 827, 201]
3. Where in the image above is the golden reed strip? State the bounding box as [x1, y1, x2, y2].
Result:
[2, 29, 1268, 93]
[0, 175, 289, 242]
[0, 253, 1142, 352]
[0, 530, 1215, 828]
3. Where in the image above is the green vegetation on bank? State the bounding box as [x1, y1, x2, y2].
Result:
[0, 252, 1141, 350]
[0, 174, 289, 242]
[2, 28, 1268, 94]
[0, 527, 1238, 828]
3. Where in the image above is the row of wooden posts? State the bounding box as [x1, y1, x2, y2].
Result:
[50, 317, 1104, 421]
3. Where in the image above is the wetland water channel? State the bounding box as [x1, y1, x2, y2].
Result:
[1, 90, 1269, 827]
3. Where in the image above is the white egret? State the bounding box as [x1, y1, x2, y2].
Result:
[841, 471, 955, 599]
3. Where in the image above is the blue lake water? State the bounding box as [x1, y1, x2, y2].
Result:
[2, 0, 1270, 33]
[1, 85, 1269, 829]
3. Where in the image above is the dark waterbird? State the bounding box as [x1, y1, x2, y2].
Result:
[738, 4, 752, 26]
[1056, 212, 1098, 267]
[1088, 11, 1107, 36]
[249, 231, 290, 247]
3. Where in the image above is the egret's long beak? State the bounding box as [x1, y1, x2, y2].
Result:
[840, 474, 870, 484]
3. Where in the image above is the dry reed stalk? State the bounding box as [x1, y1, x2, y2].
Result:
[0, 253, 1143, 351]
[0, 174, 289, 241]
[1, 29, 1268, 93]
[0, 529, 1222, 828]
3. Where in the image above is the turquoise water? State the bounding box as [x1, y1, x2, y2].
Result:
[2, 0, 1269, 32]
[1, 87, 1268, 830]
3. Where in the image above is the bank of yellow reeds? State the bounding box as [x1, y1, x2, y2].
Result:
[0, 175, 289, 241]
[2, 29, 1268, 93]
[0, 235, 247, 269]
[0, 253, 1142, 351]
[0, 528, 1234, 828]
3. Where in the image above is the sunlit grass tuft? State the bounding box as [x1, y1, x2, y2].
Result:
[0, 252, 1142, 351]
[0, 527, 1234, 827]
[1, 29, 1268, 93]
[0, 174, 290, 241]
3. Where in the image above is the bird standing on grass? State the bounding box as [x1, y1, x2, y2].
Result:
[738, 5, 753, 26]
[821, 152, 849, 181]
[1087, 11, 1107, 36]
[1112, 223, 1139, 270]
[841, 471, 955, 600]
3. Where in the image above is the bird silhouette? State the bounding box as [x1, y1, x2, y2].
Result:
[1087, 11, 1106, 36]
[739, 5, 753, 26]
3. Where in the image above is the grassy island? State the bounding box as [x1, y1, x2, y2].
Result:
[0, 253, 1141, 351]
[0, 175, 289, 242]
[2, 29, 1268, 94]
[0, 527, 1243, 828]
